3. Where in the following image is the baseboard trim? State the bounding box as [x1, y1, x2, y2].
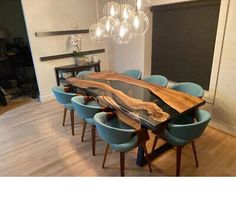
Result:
[210, 120, 236, 137]
[39, 94, 54, 102]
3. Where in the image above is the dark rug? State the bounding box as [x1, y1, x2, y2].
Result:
[9, 83, 39, 99]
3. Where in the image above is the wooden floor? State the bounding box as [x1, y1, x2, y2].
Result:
[0, 97, 33, 115]
[0, 99, 236, 176]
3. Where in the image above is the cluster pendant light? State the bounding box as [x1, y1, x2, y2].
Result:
[89, 0, 150, 45]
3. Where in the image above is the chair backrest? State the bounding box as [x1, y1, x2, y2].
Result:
[167, 109, 211, 141]
[122, 69, 142, 80]
[76, 70, 93, 77]
[94, 112, 135, 145]
[170, 82, 204, 98]
[71, 96, 101, 120]
[142, 75, 168, 87]
[52, 86, 76, 105]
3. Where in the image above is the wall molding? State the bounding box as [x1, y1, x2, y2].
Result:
[210, 119, 236, 137]
[40, 94, 55, 102]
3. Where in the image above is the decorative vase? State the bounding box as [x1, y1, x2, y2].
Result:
[75, 56, 81, 66]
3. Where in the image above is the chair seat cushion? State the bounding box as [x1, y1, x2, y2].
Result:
[64, 103, 74, 110]
[111, 135, 138, 152]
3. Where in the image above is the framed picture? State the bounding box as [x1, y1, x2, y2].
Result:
[13, 37, 24, 47]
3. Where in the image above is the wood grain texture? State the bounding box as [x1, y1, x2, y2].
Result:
[0, 100, 235, 176]
[67, 78, 170, 122]
[86, 71, 205, 113]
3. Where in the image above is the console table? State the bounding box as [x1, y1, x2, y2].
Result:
[55, 61, 101, 86]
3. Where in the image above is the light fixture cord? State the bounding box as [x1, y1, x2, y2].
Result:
[96, 0, 99, 22]
[135, 0, 138, 11]
[119, 0, 122, 19]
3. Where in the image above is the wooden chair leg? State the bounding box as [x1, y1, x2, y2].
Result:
[141, 144, 152, 173]
[81, 120, 87, 142]
[191, 141, 199, 167]
[176, 146, 182, 176]
[62, 108, 67, 126]
[70, 110, 74, 136]
[91, 126, 96, 156]
[102, 144, 110, 169]
[120, 152, 125, 177]
[151, 135, 159, 154]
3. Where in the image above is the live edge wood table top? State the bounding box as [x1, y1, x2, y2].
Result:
[67, 71, 205, 132]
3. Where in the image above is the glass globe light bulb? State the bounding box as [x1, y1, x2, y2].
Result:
[112, 20, 133, 45]
[103, 2, 120, 19]
[99, 16, 117, 37]
[128, 11, 149, 35]
[120, 4, 135, 21]
[89, 23, 105, 42]
[135, 0, 150, 11]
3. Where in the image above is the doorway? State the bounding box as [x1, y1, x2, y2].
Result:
[0, 0, 39, 107]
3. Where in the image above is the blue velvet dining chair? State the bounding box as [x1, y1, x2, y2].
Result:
[152, 82, 204, 155]
[152, 109, 211, 176]
[71, 96, 102, 156]
[152, 81, 205, 162]
[122, 69, 142, 80]
[52, 86, 77, 135]
[94, 112, 152, 176]
[142, 75, 168, 87]
[170, 82, 204, 98]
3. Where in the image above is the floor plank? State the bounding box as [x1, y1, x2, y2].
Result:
[0, 99, 235, 176]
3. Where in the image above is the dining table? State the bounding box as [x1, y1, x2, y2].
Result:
[66, 71, 206, 167]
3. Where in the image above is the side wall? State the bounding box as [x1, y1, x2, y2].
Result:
[208, 0, 236, 135]
[21, 0, 110, 101]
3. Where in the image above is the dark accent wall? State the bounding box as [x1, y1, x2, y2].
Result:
[151, 0, 221, 90]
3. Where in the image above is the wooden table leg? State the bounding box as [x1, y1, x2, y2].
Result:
[136, 127, 173, 167]
[136, 127, 150, 167]
[136, 145, 146, 167]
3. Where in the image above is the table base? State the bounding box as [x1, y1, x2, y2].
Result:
[136, 143, 173, 167]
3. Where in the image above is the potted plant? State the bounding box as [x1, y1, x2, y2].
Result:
[71, 34, 86, 66]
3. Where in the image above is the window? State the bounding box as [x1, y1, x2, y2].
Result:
[151, 0, 221, 90]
